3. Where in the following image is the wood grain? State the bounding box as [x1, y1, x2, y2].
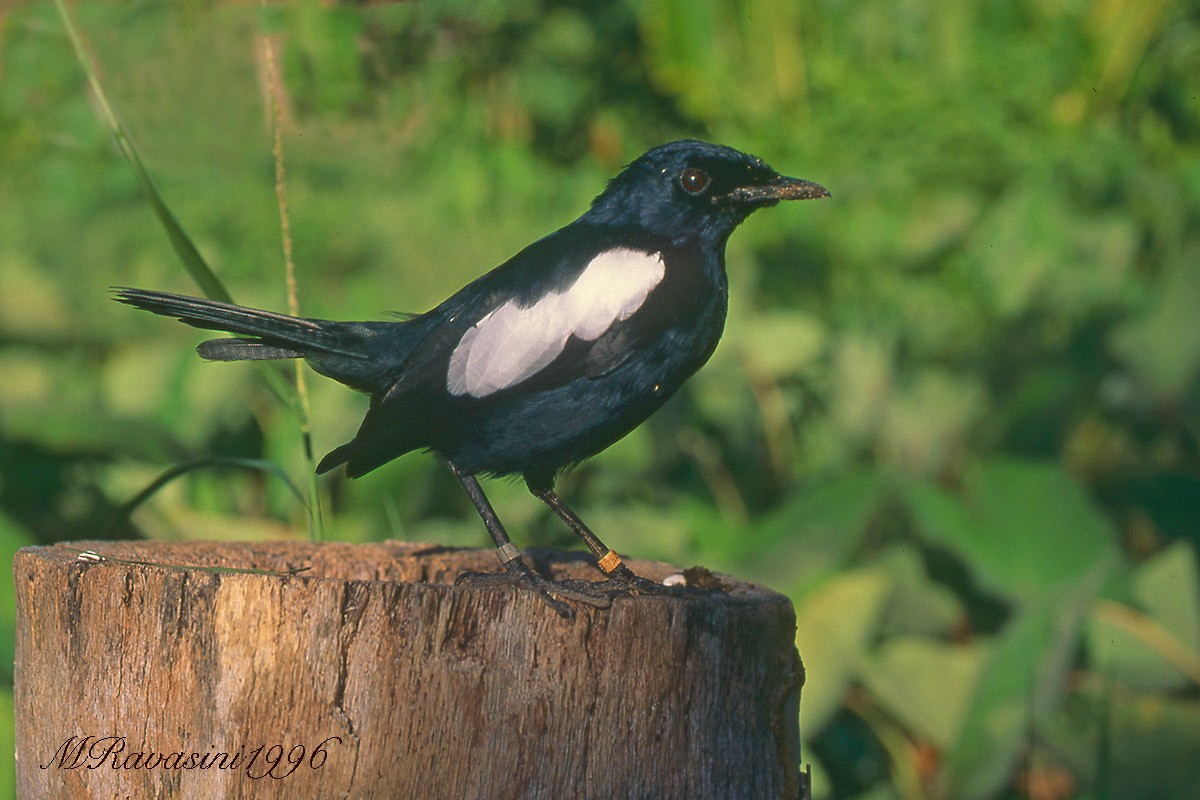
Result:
[15, 541, 802, 799]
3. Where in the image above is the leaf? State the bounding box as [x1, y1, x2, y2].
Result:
[795, 567, 892, 738]
[1111, 253, 1200, 400]
[1087, 601, 1200, 691]
[805, 756, 834, 800]
[1133, 541, 1200, 655]
[906, 458, 1117, 601]
[1086, 542, 1200, 691]
[876, 546, 964, 638]
[755, 471, 887, 595]
[860, 637, 985, 749]
[939, 559, 1106, 799]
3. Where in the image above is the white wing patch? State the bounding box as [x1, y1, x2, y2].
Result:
[447, 248, 665, 398]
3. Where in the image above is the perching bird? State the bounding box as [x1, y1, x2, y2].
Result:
[116, 140, 828, 609]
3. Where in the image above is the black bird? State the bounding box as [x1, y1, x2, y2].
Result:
[116, 140, 828, 607]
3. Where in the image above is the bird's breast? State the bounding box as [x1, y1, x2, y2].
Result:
[643, 241, 728, 355]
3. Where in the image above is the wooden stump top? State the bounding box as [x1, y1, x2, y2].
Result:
[15, 540, 803, 799]
[17, 538, 779, 595]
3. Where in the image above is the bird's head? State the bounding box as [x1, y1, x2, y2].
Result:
[584, 140, 829, 243]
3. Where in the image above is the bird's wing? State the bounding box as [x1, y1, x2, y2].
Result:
[444, 246, 665, 398]
[584, 324, 641, 377]
[322, 230, 677, 477]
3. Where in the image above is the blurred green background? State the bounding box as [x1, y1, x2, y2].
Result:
[2, 0, 1199, 797]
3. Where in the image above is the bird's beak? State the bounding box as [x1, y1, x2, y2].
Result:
[720, 175, 831, 207]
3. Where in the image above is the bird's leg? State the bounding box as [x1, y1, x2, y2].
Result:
[528, 485, 665, 593]
[448, 462, 613, 613]
[449, 462, 525, 571]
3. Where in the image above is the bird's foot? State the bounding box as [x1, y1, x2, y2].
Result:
[594, 562, 730, 596]
[455, 559, 715, 615]
[456, 558, 624, 616]
[603, 563, 681, 595]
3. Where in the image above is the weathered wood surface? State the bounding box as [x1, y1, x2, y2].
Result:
[15, 540, 802, 799]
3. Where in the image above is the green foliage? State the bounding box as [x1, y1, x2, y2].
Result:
[1087, 542, 1200, 691]
[0, 686, 11, 800]
[907, 459, 1116, 601]
[1, 0, 1198, 798]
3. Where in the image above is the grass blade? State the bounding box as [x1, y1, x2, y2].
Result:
[55, 0, 301, 411]
[103, 456, 308, 537]
[260, 25, 324, 542]
[56, 0, 322, 537]
[54, 0, 231, 304]
[63, 546, 312, 578]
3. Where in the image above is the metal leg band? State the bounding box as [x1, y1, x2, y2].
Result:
[496, 542, 522, 565]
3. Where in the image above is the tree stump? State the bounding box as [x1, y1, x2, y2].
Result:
[14, 540, 802, 799]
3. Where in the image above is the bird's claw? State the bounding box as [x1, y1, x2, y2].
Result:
[602, 564, 680, 596]
[455, 570, 575, 616]
[455, 561, 620, 616]
[455, 557, 696, 616]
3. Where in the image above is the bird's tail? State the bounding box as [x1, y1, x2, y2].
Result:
[113, 288, 373, 365]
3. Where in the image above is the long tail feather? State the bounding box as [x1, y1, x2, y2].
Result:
[114, 288, 368, 361]
[196, 338, 305, 361]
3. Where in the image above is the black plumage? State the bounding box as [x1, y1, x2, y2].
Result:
[116, 140, 828, 608]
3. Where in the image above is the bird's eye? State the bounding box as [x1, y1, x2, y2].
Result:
[679, 168, 709, 194]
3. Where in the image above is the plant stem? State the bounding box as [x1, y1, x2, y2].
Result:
[260, 22, 324, 542]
